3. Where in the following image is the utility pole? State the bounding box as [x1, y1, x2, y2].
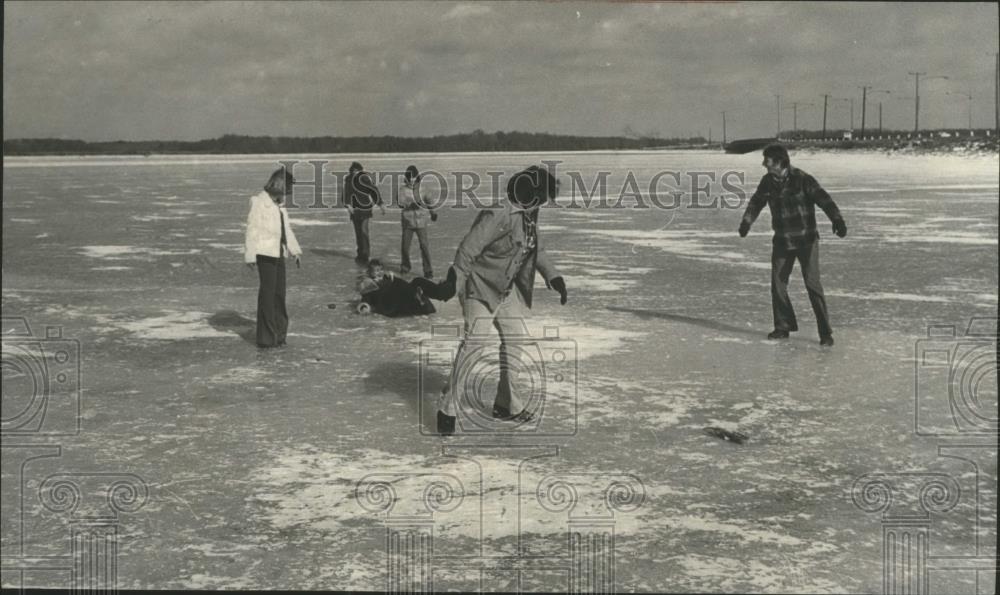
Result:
[785, 102, 813, 133]
[994, 52, 999, 132]
[775, 94, 781, 137]
[869, 90, 891, 136]
[908, 72, 924, 132]
[909, 72, 949, 132]
[720, 111, 728, 145]
[850, 97, 855, 131]
[859, 85, 871, 137]
[822, 94, 830, 138]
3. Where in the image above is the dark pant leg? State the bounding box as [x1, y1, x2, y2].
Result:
[410, 276, 439, 299]
[770, 246, 799, 332]
[416, 227, 433, 277]
[256, 255, 280, 346]
[274, 256, 289, 343]
[359, 217, 371, 261]
[797, 240, 832, 337]
[351, 216, 363, 260]
[352, 215, 370, 261]
[400, 226, 414, 273]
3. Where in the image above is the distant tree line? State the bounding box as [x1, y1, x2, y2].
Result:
[3, 130, 709, 155]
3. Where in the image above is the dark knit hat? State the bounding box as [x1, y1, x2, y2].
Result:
[349, 161, 364, 172]
[404, 165, 419, 183]
[506, 165, 558, 208]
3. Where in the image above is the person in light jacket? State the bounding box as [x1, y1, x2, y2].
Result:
[434, 165, 569, 436]
[245, 167, 303, 348]
[395, 165, 438, 278]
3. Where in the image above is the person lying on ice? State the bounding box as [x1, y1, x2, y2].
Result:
[355, 259, 455, 317]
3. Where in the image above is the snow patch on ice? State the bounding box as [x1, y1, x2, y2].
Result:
[130, 214, 188, 222]
[204, 243, 242, 252]
[827, 290, 954, 304]
[252, 445, 683, 541]
[79, 245, 202, 259]
[115, 311, 231, 340]
[286, 219, 341, 227]
[575, 227, 768, 269]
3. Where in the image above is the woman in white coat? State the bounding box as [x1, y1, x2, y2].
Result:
[244, 168, 303, 348]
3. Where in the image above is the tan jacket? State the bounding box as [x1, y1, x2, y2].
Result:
[395, 183, 433, 229]
[453, 200, 560, 312]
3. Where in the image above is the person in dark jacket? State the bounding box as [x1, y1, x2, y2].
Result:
[738, 144, 847, 346]
[344, 161, 385, 264]
[356, 259, 455, 318]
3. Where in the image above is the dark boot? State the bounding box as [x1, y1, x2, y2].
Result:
[436, 411, 456, 436]
[412, 267, 456, 301]
[438, 266, 457, 301]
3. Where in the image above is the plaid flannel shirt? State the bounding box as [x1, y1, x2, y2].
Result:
[742, 167, 843, 250]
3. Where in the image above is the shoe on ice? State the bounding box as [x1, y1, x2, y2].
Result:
[819, 335, 834, 347]
[767, 330, 790, 340]
[433, 267, 457, 301]
[492, 405, 535, 423]
[437, 411, 456, 436]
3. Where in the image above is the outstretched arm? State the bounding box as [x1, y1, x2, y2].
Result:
[805, 174, 843, 222]
[740, 177, 769, 232]
[805, 174, 846, 237]
[536, 235, 567, 305]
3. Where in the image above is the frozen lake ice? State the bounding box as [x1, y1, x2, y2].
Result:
[2, 150, 997, 592]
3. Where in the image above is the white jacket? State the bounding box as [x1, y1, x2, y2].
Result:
[244, 191, 302, 263]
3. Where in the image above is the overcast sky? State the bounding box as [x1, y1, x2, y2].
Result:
[4, 1, 998, 141]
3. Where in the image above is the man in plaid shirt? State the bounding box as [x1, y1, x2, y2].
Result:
[738, 144, 847, 346]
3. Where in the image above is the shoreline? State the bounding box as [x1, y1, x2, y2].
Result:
[3, 143, 998, 161]
[783, 137, 999, 158]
